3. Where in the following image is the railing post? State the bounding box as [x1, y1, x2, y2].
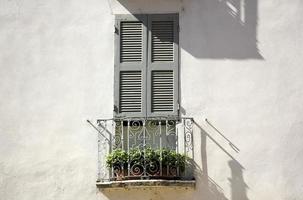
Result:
[97, 121, 101, 182]
[121, 120, 124, 150]
[121, 119, 124, 176]
[183, 118, 186, 156]
[143, 119, 146, 177]
[166, 119, 169, 176]
[127, 120, 130, 177]
[176, 125, 179, 153]
[110, 120, 114, 180]
[159, 120, 162, 176]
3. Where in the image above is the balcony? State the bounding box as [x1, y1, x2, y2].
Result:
[90, 117, 196, 190]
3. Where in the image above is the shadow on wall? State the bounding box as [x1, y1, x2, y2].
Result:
[114, 0, 263, 59]
[181, 0, 262, 59]
[99, 120, 249, 200]
[189, 159, 228, 200]
[228, 160, 249, 200]
[194, 121, 249, 200]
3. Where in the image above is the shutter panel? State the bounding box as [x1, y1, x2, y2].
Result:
[120, 22, 143, 63]
[151, 70, 174, 112]
[119, 71, 142, 112]
[151, 21, 174, 62]
[147, 14, 179, 117]
[114, 15, 147, 118]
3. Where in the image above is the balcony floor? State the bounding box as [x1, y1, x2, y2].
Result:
[96, 179, 195, 190]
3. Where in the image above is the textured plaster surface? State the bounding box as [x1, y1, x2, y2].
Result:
[1, 0, 303, 200]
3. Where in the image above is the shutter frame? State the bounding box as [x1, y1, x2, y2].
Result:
[113, 14, 179, 119]
[114, 14, 148, 118]
[147, 14, 179, 117]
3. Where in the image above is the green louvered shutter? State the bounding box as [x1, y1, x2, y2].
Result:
[147, 14, 179, 117]
[114, 15, 147, 118]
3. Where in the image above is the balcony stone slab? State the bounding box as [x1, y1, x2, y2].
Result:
[96, 179, 195, 190]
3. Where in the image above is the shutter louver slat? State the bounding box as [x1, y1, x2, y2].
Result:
[152, 21, 174, 62]
[151, 71, 174, 112]
[120, 22, 143, 63]
[120, 71, 142, 113]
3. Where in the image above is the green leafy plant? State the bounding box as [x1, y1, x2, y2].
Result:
[157, 148, 187, 172]
[129, 148, 143, 166]
[105, 148, 188, 178]
[106, 149, 128, 168]
[145, 147, 159, 162]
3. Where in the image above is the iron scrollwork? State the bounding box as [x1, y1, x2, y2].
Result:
[95, 117, 194, 181]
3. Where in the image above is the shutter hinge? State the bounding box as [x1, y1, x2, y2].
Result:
[114, 26, 119, 35]
[114, 105, 119, 113]
[177, 25, 180, 32]
[177, 102, 180, 110]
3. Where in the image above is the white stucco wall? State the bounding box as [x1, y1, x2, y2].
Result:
[0, 0, 303, 200]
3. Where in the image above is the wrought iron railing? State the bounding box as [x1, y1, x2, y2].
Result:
[89, 117, 194, 182]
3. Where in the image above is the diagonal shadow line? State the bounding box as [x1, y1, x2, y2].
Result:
[205, 118, 240, 153]
[193, 120, 245, 170]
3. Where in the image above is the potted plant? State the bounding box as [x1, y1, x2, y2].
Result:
[158, 148, 187, 177]
[106, 148, 188, 180]
[106, 149, 128, 180]
[128, 148, 144, 177]
[145, 147, 161, 176]
[128, 147, 164, 177]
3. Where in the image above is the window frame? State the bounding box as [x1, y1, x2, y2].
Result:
[114, 14, 179, 119]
